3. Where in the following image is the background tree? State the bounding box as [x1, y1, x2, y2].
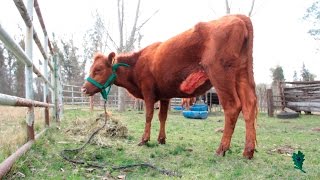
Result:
[0, 43, 11, 94]
[34, 77, 43, 101]
[270, 65, 285, 96]
[270, 65, 285, 85]
[15, 38, 25, 98]
[115, 0, 158, 112]
[83, 0, 157, 112]
[83, 11, 112, 109]
[304, 0, 320, 40]
[52, 35, 83, 86]
[300, 63, 316, 81]
[83, 11, 109, 65]
[223, 0, 257, 17]
[0, 37, 25, 97]
[293, 70, 298, 82]
[304, 0, 320, 56]
[256, 83, 267, 111]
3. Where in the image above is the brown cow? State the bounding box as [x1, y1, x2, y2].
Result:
[82, 15, 257, 159]
[181, 97, 196, 110]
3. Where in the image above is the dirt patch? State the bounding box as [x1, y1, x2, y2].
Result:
[268, 145, 295, 155]
[311, 127, 320, 132]
[65, 113, 128, 146]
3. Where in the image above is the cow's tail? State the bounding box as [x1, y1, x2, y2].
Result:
[238, 15, 255, 89]
[238, 15, 258, 146]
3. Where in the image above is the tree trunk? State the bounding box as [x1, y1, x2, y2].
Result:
[248, 0, 256, 17]
[118, 87, 126, 112]
[225, 0, 230, 14]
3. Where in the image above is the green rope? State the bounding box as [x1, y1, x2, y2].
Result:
[86, 63, 130, 100]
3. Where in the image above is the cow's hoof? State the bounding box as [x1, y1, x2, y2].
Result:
[138, 139, 149, 146]
[215, 145, 229, 157]
[158, 137, 166, 144]
[243, 149, 254, 159]
[215, 150, 226, 157]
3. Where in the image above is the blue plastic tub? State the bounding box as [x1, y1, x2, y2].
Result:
[190, 104, 208, 111]
[173, 106, 184, 111]
[182, 110, 208, 119]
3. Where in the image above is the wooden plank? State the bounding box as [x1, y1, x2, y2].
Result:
[287, 101, 320, 107]
[286, 101, 320, 113]
[284, 91, 320, 95]
[287, 106, 320, 112]
[283, 81, 320, 85]
[284, 84, 320, 91]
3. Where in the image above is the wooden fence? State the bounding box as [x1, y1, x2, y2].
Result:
[62, 85, 223, 112]
[0, 0, 62, 177]
[267, 81, 320, 117]
[281, 81, 320, 113]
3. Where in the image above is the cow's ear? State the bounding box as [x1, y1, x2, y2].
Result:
[107, 52, 116, 65]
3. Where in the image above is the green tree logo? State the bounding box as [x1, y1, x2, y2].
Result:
[292, 151, 306, 173]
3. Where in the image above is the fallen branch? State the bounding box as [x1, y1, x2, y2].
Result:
[112, 163, 182, 177]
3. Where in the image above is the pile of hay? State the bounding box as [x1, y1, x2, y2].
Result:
[65, 113, 128, 146]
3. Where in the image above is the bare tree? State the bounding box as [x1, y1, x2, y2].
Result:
[15, 39, 25, 98]
[112, 0, 158, 112]
[256, 83, 267, 112]
[0, 43, 11, 94]
[223, 0, 257, 17]
[82, 0, 157, 111]
[248, 0, 256, 17]
[225, 0, 231, 14]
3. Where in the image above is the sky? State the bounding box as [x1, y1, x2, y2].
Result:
[0, 0, 319, 84]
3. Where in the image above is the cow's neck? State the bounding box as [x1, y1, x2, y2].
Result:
[113, 52, 143, 98]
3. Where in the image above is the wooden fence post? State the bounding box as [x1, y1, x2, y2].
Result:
[53, 54, 60, 123]
[279, 82, 285, 111]
[43, 35, 49, 127]
[58, 62, 63, 119]
[267, 89, 274, 117]
[25, 0, 35, 140]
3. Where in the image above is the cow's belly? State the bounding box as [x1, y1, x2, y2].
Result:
[157, 71, 212, 99]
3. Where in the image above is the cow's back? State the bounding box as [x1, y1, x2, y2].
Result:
[135, 15, 252, 99]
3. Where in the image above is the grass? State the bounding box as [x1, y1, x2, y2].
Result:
[0, 107, 47, 162]
[2, 107, 320, 179]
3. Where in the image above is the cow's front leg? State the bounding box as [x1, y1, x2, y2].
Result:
[138, 97, 155, 146]
[158, 99, 169, 144]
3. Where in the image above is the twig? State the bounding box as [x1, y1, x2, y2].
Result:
[136, 9, 159, 32]
[112, 163, 182, 177]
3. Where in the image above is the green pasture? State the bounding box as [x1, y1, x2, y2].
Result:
[3, 108, 320, 179]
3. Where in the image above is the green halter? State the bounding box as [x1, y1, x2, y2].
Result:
[86, 63, 130, 100]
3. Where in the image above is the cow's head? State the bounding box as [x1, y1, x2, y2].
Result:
[81, 52, 115, 96]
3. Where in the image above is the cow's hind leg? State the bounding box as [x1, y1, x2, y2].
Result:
[237, 71, 257, 159]
[203, 59, 241, 156]
[214, 87, 241, 156]
[158, 99, 169, 144]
